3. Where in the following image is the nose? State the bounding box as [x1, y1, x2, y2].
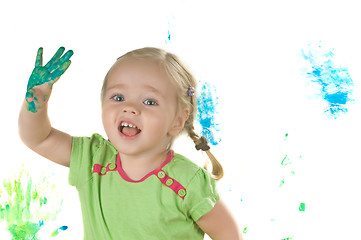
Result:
[122, 103, 139, 115]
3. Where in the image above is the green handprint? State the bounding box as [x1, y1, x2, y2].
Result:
[26, 47, 73, 113]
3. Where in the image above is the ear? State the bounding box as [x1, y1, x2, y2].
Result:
[168, 108, 190, 137]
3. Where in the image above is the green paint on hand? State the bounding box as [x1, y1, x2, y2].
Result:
[299, 202, 306, 211]
[25, 47, 73, 113]
[243, 227, 248, 234]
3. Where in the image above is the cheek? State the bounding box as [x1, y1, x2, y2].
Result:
[102, 107, 116, 130]
[101, 108, 109, 125]
[145, 111, 170, 133]
[102, 116, 111, 133]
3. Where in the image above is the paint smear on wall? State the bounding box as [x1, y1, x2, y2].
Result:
[279, 133, 300, 188]
[300, 42, 354, 119]
[197, 81, 221, 145]
[165, 16, 174, 45]
[166, 20, 172, 44]
[299, 202, 306, 212]
[51, 225, 68, 236]
[0, 166, 65, 239]
[268, 132, 306, 239]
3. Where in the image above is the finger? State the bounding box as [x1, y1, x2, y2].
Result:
[61, 49, 74, 62]
[48, 50, 73, 73]
[35, 47, 43, 67]
[44, 47, 65, 69]
[49, 60, 72, 80]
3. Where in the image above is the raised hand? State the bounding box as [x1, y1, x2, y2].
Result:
[26, 47, 73, 113]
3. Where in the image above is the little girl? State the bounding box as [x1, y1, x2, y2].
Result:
[19, 47, 242, 240]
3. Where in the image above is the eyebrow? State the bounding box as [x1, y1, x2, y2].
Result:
[106, 83, 127, 91]
[106, 83, 164, 98]
[143, 84, 163, 97]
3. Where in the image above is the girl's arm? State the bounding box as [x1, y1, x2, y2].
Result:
[196, 200, 243, 240]
[18, 47, 73, 167]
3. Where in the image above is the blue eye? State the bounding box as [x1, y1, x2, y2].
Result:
[112, 95, 125, 102]
[144, 99, 158, 106]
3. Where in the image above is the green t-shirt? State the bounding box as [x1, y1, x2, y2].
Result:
[69, 134, 220, 240]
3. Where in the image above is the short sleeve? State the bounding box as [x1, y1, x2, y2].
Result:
[69, 134, 105, 188]
[183, 168, 220, 221]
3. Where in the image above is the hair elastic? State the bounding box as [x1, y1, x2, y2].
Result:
[195, 136, 210, 151]
[188, 87, 195, 96]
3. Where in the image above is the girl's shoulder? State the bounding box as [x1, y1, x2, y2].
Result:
[73, 133, 117, 154]
[171, 152, 201, 171]
[165, 152, 211, 185]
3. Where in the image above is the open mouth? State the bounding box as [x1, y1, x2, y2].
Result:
[119, 121, 142, 137]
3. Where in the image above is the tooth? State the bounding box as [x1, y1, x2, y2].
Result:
[122, 122, 128, 127]
[128, 123, 134, 128]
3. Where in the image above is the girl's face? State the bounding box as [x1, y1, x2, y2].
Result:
[102, 58, 187, 158]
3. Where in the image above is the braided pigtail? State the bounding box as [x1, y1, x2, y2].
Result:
[184, 119, 224, 180]
[164, 52, 224, 181]
[184, 89, 224, 181]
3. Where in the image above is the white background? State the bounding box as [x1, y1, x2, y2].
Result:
[1, 0, 361, 239]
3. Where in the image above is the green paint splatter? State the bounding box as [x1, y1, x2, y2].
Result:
[242, 227, 248, 234]
[281, 155, 292, 165]
[26, 47, 73, 113]
[299, 202, 306, 211]
[51, 225, 68, 237]
[0, 166, 63, 239]
[51, 229, 59, 237]
[281, 236, 294, 240]
[280, 179, 285, 187]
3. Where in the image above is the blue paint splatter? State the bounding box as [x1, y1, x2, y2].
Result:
[59, 225, 68, 231]
[197, 82, 221, 145]
[51, 225, 68, 236]
[165, 19, 172, 44]
[301, 42, 354, 119]
[167, 28, 171, 42]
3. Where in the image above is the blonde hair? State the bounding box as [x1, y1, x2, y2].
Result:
[101, 47, 224, 180]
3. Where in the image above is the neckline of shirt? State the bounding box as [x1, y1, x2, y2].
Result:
[116, 150, 174, 183]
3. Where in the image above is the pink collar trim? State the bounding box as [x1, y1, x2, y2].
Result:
[116, 150, 174, 183]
